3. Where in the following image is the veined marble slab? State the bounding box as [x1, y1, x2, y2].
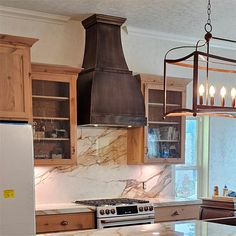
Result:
[151, 198, 202, 207]
[36, 198, 201, 216]
[37, 220, 236, 236]
[36, 203, 95, 215]
[35, 128, 174, 204]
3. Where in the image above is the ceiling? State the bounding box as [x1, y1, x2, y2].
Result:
[0, 0, 236, 39]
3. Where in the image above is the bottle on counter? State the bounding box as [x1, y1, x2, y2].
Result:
[222, 185, 228, 196]
[213, 186, 219, 197]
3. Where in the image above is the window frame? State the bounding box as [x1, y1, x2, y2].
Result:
[174, 116, 209, 199]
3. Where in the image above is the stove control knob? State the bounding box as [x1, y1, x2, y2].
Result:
[105, 209, 110, 215]
[100, 209, 105, 215]
[111, 209, 115, 214]
[149, 206, 154, 211]
[144, 206, 148, 211]
[139, 206, 143, 212]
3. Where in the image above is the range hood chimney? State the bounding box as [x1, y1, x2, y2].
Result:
[77, 14, 146, 127]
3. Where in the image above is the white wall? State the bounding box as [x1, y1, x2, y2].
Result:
[209, 117, 236, 196]
[0, 14, 84, 67]
[0, 9, 198, 74]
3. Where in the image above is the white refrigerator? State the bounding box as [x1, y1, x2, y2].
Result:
[0, 122, 35, 236]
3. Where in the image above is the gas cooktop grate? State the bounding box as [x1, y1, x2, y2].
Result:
[74, 198, 150, 207]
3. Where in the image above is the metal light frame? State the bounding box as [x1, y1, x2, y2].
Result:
[163, 1, 236, 119]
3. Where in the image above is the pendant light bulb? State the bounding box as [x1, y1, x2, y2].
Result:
[231, 88, 236, 108]
[199, 84, 205, 96]
[231, 88, 236, 98]
[220, 87, 226, 98]
[209, 85, 215, 97]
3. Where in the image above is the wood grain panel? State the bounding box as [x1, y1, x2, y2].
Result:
[0, 49, 24, 112]
[155, 205, 200, 222]
[0, 34, 36, 121]
[36, 212, 95, 233]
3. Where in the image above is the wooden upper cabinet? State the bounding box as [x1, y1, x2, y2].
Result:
[31, 63, 81, 166]
[0, 34, 38, 121]
[127, 74, 190, 164]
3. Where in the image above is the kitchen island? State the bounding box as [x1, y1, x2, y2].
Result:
[38, 220, 236, 235]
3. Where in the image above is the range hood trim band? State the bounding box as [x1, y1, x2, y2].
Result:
[82, 14, 126, 29]
[79, 67, 133, 75]
[90, 114, 147, 127]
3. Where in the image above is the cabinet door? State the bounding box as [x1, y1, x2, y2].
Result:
[0, 45, 31, 120]
[144, 85, 185, 164]
[36, 212, 95, 233]
[32, 74, 77, 166]
[200, 207, 235, 220]
[155, 205, 200, 222]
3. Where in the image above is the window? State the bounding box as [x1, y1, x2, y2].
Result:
[175, 119, 198, 199]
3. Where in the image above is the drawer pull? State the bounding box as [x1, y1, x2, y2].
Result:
[171, 210, 180, 216]
[61, 220, 69, 226]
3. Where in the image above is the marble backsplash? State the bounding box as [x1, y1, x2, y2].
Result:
[35, 128, 174, 204]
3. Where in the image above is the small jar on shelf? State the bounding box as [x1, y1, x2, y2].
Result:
[50, 145, 64, 159]
[34, 120, 46, 139]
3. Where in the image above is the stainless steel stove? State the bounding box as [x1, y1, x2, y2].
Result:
[75, 198, 155, 229]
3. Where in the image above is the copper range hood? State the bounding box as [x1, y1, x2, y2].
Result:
[77, 14, 146, 127]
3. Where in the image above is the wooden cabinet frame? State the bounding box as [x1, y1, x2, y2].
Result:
[155, 204, 200, 222]
[0, 34, 38, 121]
[36, 212, 95, 233]
[127, 74, 190, 164]
[31, 63, 81, 166]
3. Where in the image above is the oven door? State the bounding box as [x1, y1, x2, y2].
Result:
[97, 214, 155, 229]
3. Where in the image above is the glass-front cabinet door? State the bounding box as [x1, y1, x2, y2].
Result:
[144, 84, 185, 164]
[31, 63, 79, 166]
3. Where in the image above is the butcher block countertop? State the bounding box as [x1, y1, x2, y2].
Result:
[37, 220, 236, 236]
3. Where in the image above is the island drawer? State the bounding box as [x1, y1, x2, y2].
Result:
[36, 212, 95, 233]
[155, 204, 200, 222]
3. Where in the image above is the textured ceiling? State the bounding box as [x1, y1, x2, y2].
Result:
[0, 0, 236, 39]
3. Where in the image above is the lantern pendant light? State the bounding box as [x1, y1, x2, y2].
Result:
[163, 0, 236, 119]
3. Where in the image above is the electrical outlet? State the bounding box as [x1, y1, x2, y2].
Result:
[142, 182, 146, 190]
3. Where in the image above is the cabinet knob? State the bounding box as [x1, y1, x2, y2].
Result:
[171, 210, 180, 216]
[72, 147, 75, 155]
[61, 220, 69, 226]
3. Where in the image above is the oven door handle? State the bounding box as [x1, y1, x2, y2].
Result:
[100, 215, 155, 224]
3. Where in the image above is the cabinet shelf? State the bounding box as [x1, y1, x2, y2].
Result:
[34, 138, 69, 141]
[151, 140, 180, 142]
[33, 116, 69, 121]
[148, 121, 179, 125]
[32, 95, 69, 101]
[148, 102, 180, 107]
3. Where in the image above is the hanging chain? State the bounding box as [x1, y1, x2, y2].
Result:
[205, 0, 212, 33]
[204, 0, 212, 106]
[207, 0, 211, 25]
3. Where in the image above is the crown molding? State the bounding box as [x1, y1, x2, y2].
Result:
[0, 5, 71, 25]
[124, 26, 236, 51]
